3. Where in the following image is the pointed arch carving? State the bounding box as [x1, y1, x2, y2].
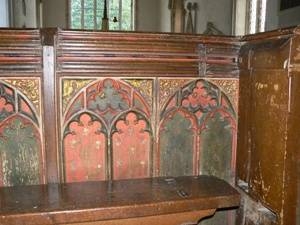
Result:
[158, 79, 237, 180]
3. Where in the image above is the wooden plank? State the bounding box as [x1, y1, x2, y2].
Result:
[0, 176, 240, 225]
[0, 29, 42, 73]
[43, 46, 59, 183]
[55, 30, 240, 77]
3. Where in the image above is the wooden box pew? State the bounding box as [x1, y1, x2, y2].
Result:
[0, 29, 241, 225]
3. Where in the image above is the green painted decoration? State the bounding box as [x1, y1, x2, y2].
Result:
[159, 111, 196, 176]
[0, 116, 41, 186]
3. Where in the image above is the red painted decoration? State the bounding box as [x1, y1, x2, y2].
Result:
[182, 81, 217, 110]
[112, 112, 151, 179]
[0, 96, 13, 114]
[64, 113, 106, 182]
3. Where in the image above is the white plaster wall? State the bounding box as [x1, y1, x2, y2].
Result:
[136, 0, 160, 32]
[235, 0, 300, 34]
[0, 0, 9, 27]
[265, 0, 279, 31]
[158, 0, 233, 35]
[12, 0, 37, 28]
[159, 0, 170, 32]
[279, 5, 300, 28]
[192, 0, 233, 35]
[43, 0, 67, 28]
[234, 0, 247, 35]
[265, 0, 300, 31]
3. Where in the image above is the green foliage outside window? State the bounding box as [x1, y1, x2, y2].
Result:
[70, 0, 134, 30]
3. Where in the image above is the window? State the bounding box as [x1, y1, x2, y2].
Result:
[247, 0, 267, 34]
[69, 0, 135, 30]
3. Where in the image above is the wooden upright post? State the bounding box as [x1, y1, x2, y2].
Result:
[169, 0, 185, 33]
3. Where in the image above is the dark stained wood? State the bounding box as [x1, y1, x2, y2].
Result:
[54, 30, 240, 194]
[43, 46, 59, 184]
[282, 30, 300, 225]
[1, 26, 300, 225]
[0, 175, 240, 225]
[237, 26, 300, 225]
[0, 29, 42, 73]
[0, 29, 46, 187]
[55, 30, 240, 77]
[66, 209, 216, 225]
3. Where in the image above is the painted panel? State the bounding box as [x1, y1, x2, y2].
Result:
[86, 79, 131, 126]
[0, 116, 42, 186]
[159, 110, 197, 176]
[159, 79, 237, 180]
[62, 79, 94, 115]
[158, 79, 191, 110]
[112, 112, 151, 179]
[61, 78, 153, 182]
[0, 80, 43, 187]
[0, 85, 15, 121]
[64, 113, 107, 182]
[124, 79, 153, 108]
[200, 110, 235, 182]
[4, 79, 41, 115]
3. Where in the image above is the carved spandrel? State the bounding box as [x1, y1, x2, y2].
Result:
[3, 79, 40, 115]
[208, 79, 239, 114]
[123, 79, 153, 108]
[62, 79, 94, 114]
[159, 79, 191, 110]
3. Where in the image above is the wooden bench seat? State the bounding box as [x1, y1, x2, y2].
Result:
[0, 175, 240, 225]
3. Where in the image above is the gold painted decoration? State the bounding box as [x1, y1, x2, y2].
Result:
[3, 79, 40, 114]
[159, 79, 191, 109]
[62, 79, 94, 113]
[208, 79, 239, 113]
[124, 79, 153, 107]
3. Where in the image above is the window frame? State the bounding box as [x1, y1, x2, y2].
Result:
[67, 0, 136, 30]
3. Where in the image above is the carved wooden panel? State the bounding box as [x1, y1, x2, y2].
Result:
[64, 113, 107, 182]
[112, 112, 151, 179]
[60, 76, 238, 184]
[56, 30, 239, 78]
[0, 30, 42, 72]
[0, 79, 44, 187]
[0, 28, 44, 187]
[61, 78, 153, 182]
[158, 78, 237, 182]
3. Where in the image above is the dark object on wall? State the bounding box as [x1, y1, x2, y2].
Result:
[280, 0, 300, 10]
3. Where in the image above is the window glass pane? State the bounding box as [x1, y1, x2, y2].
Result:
[71, 0, 82, 29]
[84, 0, 94, 29]
[70, 0, 134, 31]
[121, 0, 132, 30]
[109, 0, 120, 30]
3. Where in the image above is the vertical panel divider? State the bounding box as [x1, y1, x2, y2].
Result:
[43, 45, 59, 183]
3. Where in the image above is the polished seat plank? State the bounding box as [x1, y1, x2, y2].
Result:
[0, 176, 240, 225]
